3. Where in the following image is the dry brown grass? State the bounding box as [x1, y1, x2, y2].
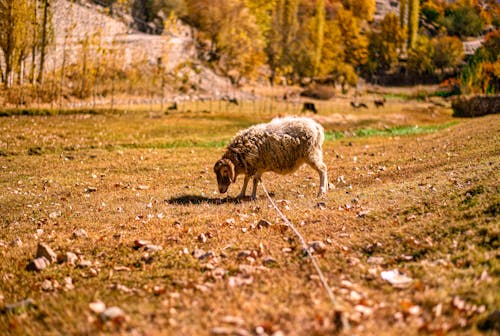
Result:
[0, 102, 498, 335]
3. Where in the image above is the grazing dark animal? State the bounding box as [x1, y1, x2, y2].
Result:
[167, 102, 178, 110]
[374, 97, 386, 108]
[302, 102, 318, 114]
[350, 102, 368, 109]
[222, 96, 239, 105]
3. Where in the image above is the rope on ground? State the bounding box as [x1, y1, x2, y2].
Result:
[260, 182, 350, 331]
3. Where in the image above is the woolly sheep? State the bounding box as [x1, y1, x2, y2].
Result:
[214, 116, 328, 199]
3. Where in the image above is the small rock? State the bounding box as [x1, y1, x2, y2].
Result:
[153, 285, 166, 295]
[141, 253, 154, 263]
[197, 233, 207, 243]
[262, 256, 277, 267]
[237, 250, 252, 260]
[221, 315, 245, 327]
[356, 210, 370, 218]
[228, 275, 253, 287]
[308, 241, 327, 255]
[210, 327, 235, 335]
[36, 243, 57, 263]
[367, 256, 385, 265]
[257, 219, 272, 228]
[89, 300, 106, 314]
[192, 249, 206, 259]
[144, 244, 163, 252]
[100, 306, 127, 324]
[72, 229, 88, 239]
[134, 240, 151, 249]
[77, 260, 92, 268]
[49, 211, 61, 219]
[381, 269, 413, 288]
[210, 327, 251, 336]
[59, 252, 78, 265]
[354, 304, 374, 316]
[85, 186, 97, 193]
[4, 298, 36, 313]
[316, 202, 327, 209]
[11, 237, 23, 247]
[41, 279, 53, 291]
[63, 277, 75, 290]
[27, 257, 50, 271]
[198, 251, 215, 261]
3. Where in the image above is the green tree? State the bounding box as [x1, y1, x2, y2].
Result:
[366, 13, 406, 75]
[431, 35, 464, 77]
[37, 0, 52, 84]
[0, 0, 42, 87]
[313, 0, 325, 77]
[407, 35, 434, 77]
[265, 0, 300, 83]
[408, 0, 419, 48]
[185, 0, 265, 84]
[460, 29, 500, 94]
[443, 4, 484, 37]
[216, 4, 266, 84]
[400, 0, 407, 28]
[336, 6, 368, 70]
[341, 0, 375, 22]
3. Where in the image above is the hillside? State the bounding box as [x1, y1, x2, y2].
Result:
[49, 0, 231, 98]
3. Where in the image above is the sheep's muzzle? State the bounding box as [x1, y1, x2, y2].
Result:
[214, 159, 235, 194]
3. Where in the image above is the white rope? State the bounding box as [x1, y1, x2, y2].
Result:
[260, 182, 349, 330]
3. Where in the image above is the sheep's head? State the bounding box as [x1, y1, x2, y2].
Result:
[214, 159, 235, 193]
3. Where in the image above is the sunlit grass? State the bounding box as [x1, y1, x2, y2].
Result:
[1, 100, 497, 334]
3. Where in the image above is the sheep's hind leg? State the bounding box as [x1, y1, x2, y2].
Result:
[307, 156, 328, 196]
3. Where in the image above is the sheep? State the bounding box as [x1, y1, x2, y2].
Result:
[214, 116, 328, 199]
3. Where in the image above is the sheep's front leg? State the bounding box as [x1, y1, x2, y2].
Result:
[250, 173, 262, 200]
[318, 167, 328, 196]
[238, 175, 251, 198]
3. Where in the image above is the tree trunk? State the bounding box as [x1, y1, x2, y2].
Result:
[313, 0, 325, 77]
[408, 0, 419, 49]
[399, 0, 407, 29]
[37, 0, 49, 84]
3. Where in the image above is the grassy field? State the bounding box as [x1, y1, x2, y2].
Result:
[0, 98, 498, 335]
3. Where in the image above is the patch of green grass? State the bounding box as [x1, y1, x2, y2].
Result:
[0, 108, 117, 117]
[326, 122, 458, 140]
[116, 139, 229, 150]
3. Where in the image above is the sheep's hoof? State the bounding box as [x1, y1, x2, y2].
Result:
[317, 190, 327, 198]
[237, 195, 256, 202]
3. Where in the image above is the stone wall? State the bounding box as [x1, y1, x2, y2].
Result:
[50, 0, 196, 71]
[452, 95, 500, 117]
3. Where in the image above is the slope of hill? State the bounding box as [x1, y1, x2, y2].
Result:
[49, 0, 231, 97]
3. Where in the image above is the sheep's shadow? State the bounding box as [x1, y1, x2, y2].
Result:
[166, 194, 255, 205]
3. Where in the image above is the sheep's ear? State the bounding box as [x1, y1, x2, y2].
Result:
[222, 159, 236, 183]
[228, 162, 236, 182]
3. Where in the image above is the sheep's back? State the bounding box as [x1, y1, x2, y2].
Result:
[228, 117, 324, 174]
